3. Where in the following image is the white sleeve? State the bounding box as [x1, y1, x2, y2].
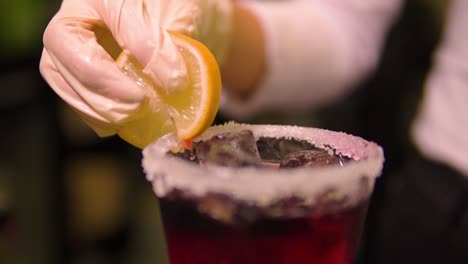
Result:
[411, 0, 468, 177]
[220, 0, 403, 119]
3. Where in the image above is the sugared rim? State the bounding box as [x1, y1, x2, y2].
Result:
[142, 122, 384, 207]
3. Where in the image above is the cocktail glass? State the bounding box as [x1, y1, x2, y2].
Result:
[142, 122, 384, 264]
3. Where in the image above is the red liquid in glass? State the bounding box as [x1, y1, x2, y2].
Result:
[160, 199, 368, 264]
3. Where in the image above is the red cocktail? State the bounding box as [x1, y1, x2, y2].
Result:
[143, 123, 384, 264]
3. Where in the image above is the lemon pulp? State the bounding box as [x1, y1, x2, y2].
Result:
[116, 32, 221, 148]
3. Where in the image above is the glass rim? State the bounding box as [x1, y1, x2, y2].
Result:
[142, 122, 384, 207]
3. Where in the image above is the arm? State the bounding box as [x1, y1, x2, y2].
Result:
[220, 0, 403, 119]
[411, 0, 468, 177]
[221, 3, 266, 100]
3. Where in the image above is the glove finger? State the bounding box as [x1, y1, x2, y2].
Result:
[190, 0, 233, 65]
[42, 15, 145, 124]
[96, 0, 189, 93]
[142, 30, 189, 93]
[40, 49, 117, 136]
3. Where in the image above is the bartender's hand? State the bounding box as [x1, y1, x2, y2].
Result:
[40, 0, 232, 136]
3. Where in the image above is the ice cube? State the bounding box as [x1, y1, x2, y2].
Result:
[195, 130, 261, 167]
[279, 149, 344, 168]
[256, 137, 315, 162]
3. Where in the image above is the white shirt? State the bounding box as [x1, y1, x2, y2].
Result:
[221, 0, 468, 177]
[221, 0, 403, 117]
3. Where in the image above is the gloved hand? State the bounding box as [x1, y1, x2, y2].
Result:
[40, 0, 232, 136]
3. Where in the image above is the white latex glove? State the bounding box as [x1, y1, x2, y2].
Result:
[40, 0, 232, 136]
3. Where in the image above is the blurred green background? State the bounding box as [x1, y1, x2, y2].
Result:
[0, 1, 448, 263]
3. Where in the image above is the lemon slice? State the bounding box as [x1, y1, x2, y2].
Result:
[115, 31, 222, 148]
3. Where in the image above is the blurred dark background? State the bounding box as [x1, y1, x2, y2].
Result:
[1, 1, 167, 263]
[0, 0, 448, 263]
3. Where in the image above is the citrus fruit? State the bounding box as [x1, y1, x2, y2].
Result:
[115, 31, 222, 148]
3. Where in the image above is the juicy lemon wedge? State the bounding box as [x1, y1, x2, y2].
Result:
[115, 31, 222, 148]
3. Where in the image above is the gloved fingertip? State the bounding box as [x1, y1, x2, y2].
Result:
[78, 112, 117, 137]
[89, 125, 117, 137]
[119, 80, 146, 103]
